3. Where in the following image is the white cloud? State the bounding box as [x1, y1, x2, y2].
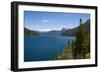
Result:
[41, 19, 49, 23]
[40, 29, 51, 32]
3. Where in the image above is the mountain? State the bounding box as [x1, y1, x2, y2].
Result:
[41, 30, 61, 35]
[61, 19, 90, 36]
[24, 27, 39, 36]
[24, 19, 90, 36]
[61, 28, 67, 32]
[82, 19, 90, 34]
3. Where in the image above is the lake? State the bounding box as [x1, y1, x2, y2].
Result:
[24, 35, 75, 62]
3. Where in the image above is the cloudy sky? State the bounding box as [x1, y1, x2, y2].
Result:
[24, 11, 90, 31]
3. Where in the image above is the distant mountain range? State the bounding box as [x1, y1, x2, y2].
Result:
[40, 30, 61, 35]
[24, 19, 90, 36]
[61, 19, 90, 36]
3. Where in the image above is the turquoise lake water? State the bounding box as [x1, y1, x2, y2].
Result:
[24, 35, 75, 62]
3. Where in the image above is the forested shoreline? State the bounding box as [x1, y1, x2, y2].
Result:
[55, 19, 90, 60]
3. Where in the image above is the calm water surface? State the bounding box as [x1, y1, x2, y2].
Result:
[24, 35, 75, 62]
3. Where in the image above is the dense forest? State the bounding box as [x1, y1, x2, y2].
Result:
[55, 19, 90, 60]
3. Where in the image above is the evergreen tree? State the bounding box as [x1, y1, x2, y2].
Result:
[75, 18, 89, 59]
[71, 40, 76, 59]
[56, 18, 90, 60]
[68, 40, 71, 46]
[75, 19, 82, 58]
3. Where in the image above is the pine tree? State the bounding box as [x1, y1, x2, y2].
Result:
[75, 19, 82, 58]
[68, 40, 71, 46]
[75, 18, 89, 59]
[71, 40, 76, 59]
